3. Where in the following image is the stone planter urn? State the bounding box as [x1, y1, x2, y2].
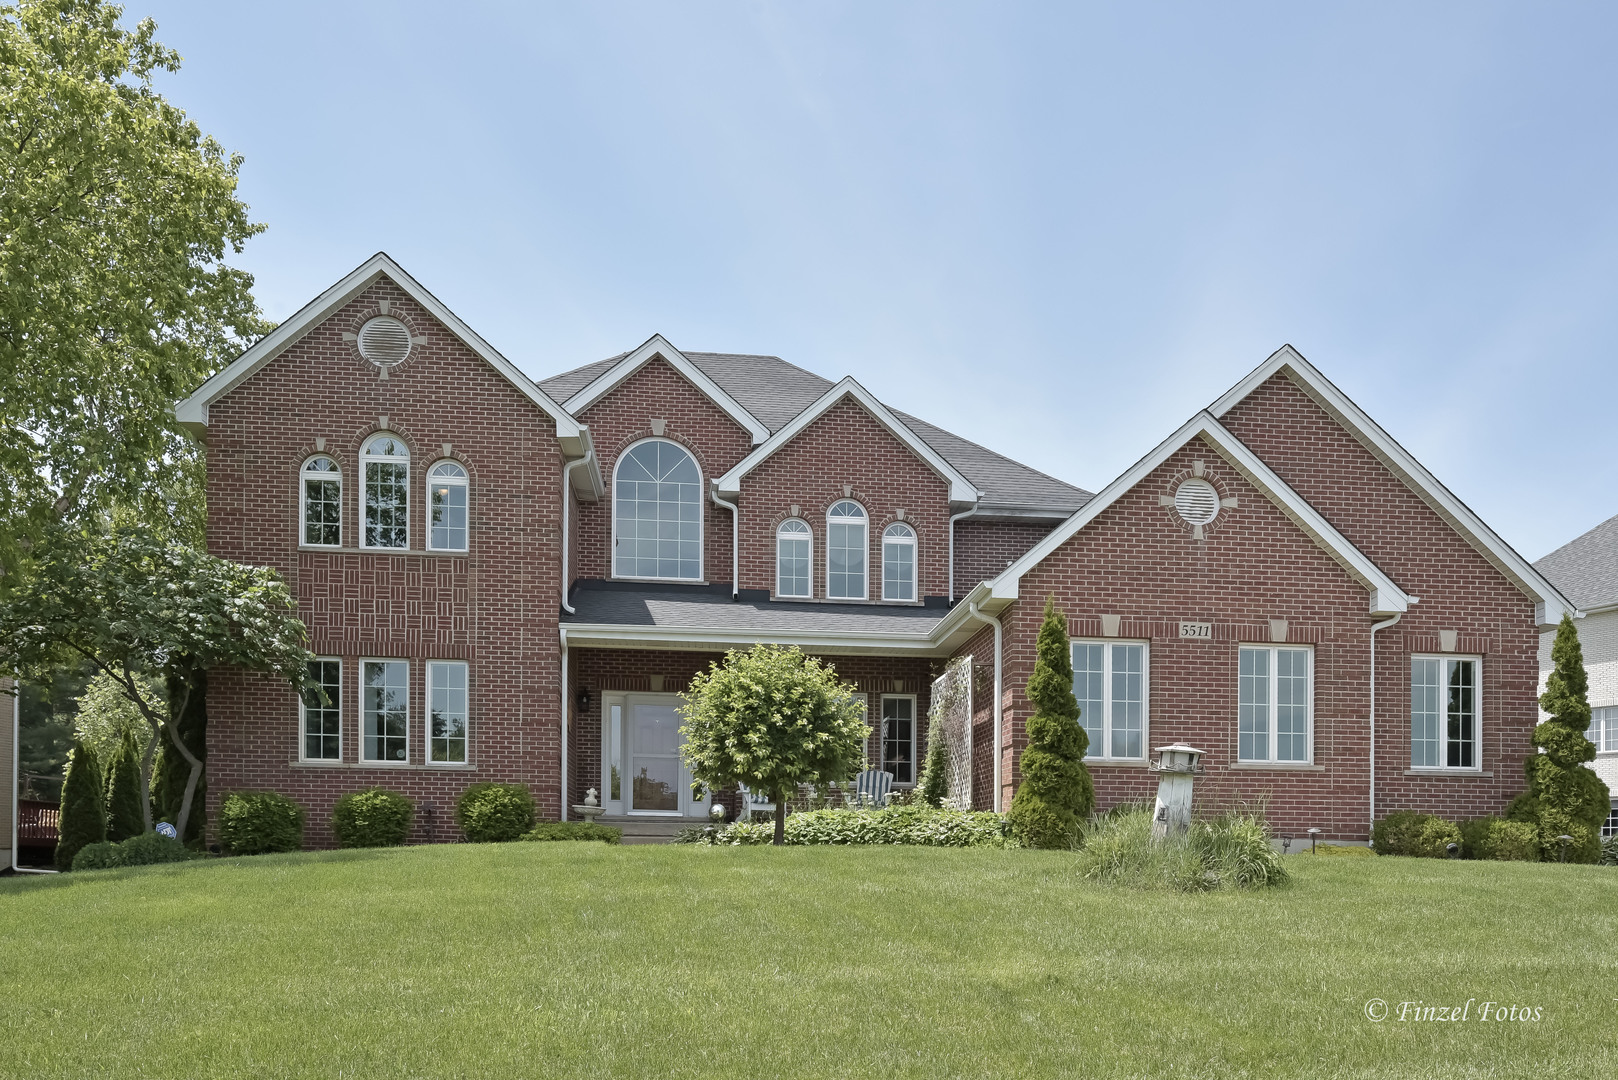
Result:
[572, 787, 606, 822]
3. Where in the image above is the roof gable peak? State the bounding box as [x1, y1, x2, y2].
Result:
[562, 333, 771, 444]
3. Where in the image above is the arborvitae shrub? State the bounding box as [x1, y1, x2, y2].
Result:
[56, 738, 106, 870]
[219, 791, 305, 855]
[455, 783, 536, 843]
[104, 732, 146, 843]
[331, 787, 414, 848]
[71, 841, 127, 871]
[521, 822, 623, 844]
[915, 729, 948, 809]
[1371, 811, 1462, 857]
[1460, 816, 1540, 861]
[1007, 598, 1094, 849]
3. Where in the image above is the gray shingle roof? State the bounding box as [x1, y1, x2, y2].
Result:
[562, 581, 946, 635]
[1535, 511, 1618, 610]
[535, 350, 1092, 514]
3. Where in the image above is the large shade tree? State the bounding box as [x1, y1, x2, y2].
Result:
[0, 528, 313, 840]
[679, 645, 870, 845]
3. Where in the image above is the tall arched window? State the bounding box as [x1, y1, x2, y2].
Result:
[302, 456, 341, 547]
[776, 519, 812, 598]
[362, 434, 409, 549]
[882, 523, 916, 601]
[614, 439, 701, 580]
[428, 461, 468, 551]
[826, 500, 867, 599]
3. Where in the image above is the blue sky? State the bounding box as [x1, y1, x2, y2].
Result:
[142, 2, 1618, 560]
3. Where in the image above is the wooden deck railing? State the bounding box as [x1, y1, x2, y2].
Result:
[18, 800, 60, 845]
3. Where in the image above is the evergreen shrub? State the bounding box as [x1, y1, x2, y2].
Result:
[521, 822, 622, 844]
[70, 832, 191, 871]
[71, 841, 127, 871]
[104, 732, 146, 843]
[331, 788, 413, 848]
[1460, 816, 1540, 862]
[456, 783, 536, 843]
[1006, 598, 1094, 849]
[56, 738, 106, 870]
[219, 791, 305, 855]
[1371, 811, 1462, 857]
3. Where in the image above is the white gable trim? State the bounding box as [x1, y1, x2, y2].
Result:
[1210, 345, 1574, 626]
[562, 334, 771, 445]
[990, 412, 1413, 618]
[715, 377, 981, 506]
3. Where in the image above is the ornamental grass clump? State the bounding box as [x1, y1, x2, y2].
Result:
[456, 783, 536, 843]
[331, 787, 414, 848]
[1075, 807, 1287, 892]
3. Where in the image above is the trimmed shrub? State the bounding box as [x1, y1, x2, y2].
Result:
[1372, 811, 1462, 858]
[104, 732, 146, 843]
[1460, 816, 1540, 862]
[456, 783, 536, 844]
[331, 787, 413, 848]
[119, 831, 192, 865]
[1602, 833, 1618, 867]
[220, 791, 305, 855]
[1007, 598, 1093, 849]
[56, 738, 106, 871]
[1075, 808, 1287, 891]
[521, 822, 622, 844]
[72, 841, 128, 871]
[687, 806, 1011, 847]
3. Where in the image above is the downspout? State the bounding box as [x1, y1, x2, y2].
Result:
[948, 508, 977, 603]
[559, 627, 569, 823]
[11, 685, 51, 873]
[1368, 612, 1402, 836]
[711, 484, 739, 599]
[560, 447, 595, 616]
[965, 601, 1004, 812]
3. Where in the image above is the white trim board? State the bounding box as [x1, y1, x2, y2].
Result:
[715, 377, 981, 506]
[562, 333, 771, 445]
[1209, 345, 1575, 627]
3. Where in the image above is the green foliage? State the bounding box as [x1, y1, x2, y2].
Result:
[521, 822, 623, 844]
[17, 658, 94, 800]
[684, 806, 1012, 847]
[1075, 808, 1288, 891]
[915, 726, 948, 809]
[1508, 615, 1609, 863]
[0, 0, 270, 566]
[679, 645, 870, 845]
[71, 841, 127, 871]
[114, 831, 192, 866]
[1602, 833, 1618, 867]
[1460, 816, 1540, 862]
[55, 738, 105, 870]
[1007, 598, 1094, 849]
[1371, 811, 1463, 858]
[455, 783, 536, 844]
[219, 792, 305, 855]
[103, 732, 146, 843]
[72, 671, 151, 772]
[331, 788, 414, 848]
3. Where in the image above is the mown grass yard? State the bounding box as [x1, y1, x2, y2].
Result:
[1, 844, 1614, 1079]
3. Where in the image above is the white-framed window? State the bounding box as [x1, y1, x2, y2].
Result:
[882, 523, 916, 601]
[776, 518, 812, 598]
[427, 461, 468, 551]
[613, 438, 701, 580]
[1603, 802, 1618, 840]
[301, 658, 342, 761]
[362, 435, 409, 549]
[301, 456, 342, 547]
[880, 694, 917, 783]
[1586, 706, 1618, 753]
[826, 500, 867, 599]
[427, 661, 468, 763]
[1071, 641, 1148, 760]
[1411, 655, 1479, 769]
[362, 659, 409, 762]
[1238, 645, 1313, 763]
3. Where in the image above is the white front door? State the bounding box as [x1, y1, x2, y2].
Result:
[604, 694, 709, 817]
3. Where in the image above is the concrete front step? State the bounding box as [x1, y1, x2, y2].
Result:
[594, 816, 702, 845]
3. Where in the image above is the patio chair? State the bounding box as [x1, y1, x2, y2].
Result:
[854, 769, 894, 808]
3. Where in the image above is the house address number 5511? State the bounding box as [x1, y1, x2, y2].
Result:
[1179, 621, 1212, 639]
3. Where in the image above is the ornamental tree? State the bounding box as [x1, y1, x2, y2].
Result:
[1007, 597, 1094, 849]
[0, 528, 312, 842]
[679, 645, 869, 845]
[1509, 614, 1609, 862]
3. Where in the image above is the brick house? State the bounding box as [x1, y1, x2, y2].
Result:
[175, 253, 1573, 846]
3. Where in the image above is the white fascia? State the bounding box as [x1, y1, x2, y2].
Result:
[714, 377, 982, 507]
[562, 333, 771, 445]
[988, 411, 1414, 619]
[1210, 345, 1575, 628]
[173, 252, 602, 497]
[559, 623, 942, 656]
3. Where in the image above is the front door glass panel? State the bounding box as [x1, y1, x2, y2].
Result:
[630, 702, 682, 811]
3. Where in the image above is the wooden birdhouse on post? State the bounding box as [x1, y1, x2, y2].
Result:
[1149, 742, 1205, 839]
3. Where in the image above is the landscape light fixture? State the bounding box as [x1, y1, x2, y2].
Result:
[1557, 834, 1574, 863]
[1307, 827, 1322, 854]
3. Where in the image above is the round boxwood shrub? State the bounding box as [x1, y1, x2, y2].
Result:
[220, 791, 306, 855]
[331, 787, 414, 848]
[118, 831, 192, 865]
[1372, 810, 1462, 857]
[1460, 816, 1540, 861]
[455, 783, 535, 843]
[71, 840, 128, 871]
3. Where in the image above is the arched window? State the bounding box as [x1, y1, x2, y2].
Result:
[301, 456, 341, 547]
[362, 435, 409, 549]
[614, 439, 701, 580]
[826, 500, 867, 599]
[776, 519, 812, 598]
[882, 523, 916, 601]
[428, 461, 468, 551]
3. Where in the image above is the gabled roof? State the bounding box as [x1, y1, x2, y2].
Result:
[715, 377, 982, 506]
[1535, 511, 1618, 612]
[991, 411, 1414, 618]
[893, 411, 1092, 516]
[1209, 345, 1575, 626]
[558, 334, 772, 444]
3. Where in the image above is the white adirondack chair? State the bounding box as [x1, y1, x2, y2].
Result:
[737, 784, 776, 820]
[854, 769, 894, 808]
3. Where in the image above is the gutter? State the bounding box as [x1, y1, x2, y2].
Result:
[1368, 612, 1402, 835]
[710, 483, 740, 599]
[559, 627, 569, 823]
[963, 601, 1004, 813]
[560, 446, 596, 616]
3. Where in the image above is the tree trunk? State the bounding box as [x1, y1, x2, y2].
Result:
[137, 725, 159, 833]
[773, 787, 786, 846]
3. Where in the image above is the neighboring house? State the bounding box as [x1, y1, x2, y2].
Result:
[174, 253, 1572, 847]
[1534, 518, 1618, 840]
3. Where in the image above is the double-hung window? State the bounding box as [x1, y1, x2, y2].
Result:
[1238, 646, 1313, 763]
[362, 660, 409, 762]
[776, 519, 811, 597]
[428, 661, 468, 763]
[826, 501, 868, 599]
[428, 461, 468, 551]
[882, 524, 916, 601]
[302, 457, 341, 546]
[880, 695, 917, 783]
[362, 435, 409, 549]
[1586, 706, 1618, 753]
[301, 659, 341, 761]
[1411, 656, 1478, 769]
[1071, 641, 1147, 759]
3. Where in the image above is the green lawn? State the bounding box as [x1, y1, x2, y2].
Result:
[2, 845, 1615, 1079]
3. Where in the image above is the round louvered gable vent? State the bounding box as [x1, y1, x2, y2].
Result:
[1174, 478, 1220, 525]
[358, 316, 412, 366]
